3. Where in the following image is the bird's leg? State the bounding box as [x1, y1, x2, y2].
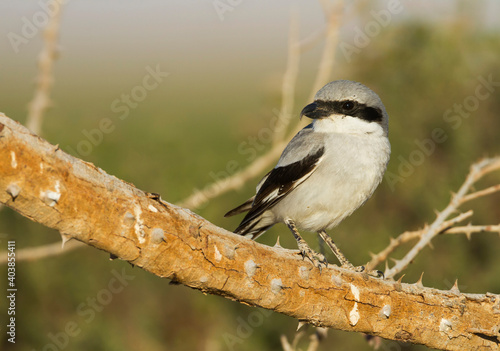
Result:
[318, 230, 383, 278]
[317, 233, 326, 256]
[317, 230, 353, 268]
[285, 219, 327, 270]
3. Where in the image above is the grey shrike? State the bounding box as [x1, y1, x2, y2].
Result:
[225, 80, 391, 272]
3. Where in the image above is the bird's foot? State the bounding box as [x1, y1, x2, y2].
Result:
[297, 244, 328, 271]
[341, 263, 384, 278]
[286, 219, 328, 271]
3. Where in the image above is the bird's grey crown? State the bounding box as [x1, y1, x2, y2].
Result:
[315, 80, 383, 108]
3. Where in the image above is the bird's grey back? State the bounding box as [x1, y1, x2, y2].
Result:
[276, 126, 327, 168]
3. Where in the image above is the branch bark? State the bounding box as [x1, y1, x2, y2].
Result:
[0, 114, 499, 350]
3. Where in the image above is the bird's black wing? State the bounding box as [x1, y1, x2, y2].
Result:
[232, 146, 325, 237]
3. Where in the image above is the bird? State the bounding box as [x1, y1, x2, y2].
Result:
[225, 80, 391, 272]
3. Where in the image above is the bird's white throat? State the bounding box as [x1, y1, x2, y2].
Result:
[312, 115, 386, 136]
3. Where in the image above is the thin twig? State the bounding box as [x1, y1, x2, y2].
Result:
[298, 27, 327, 53]
[272, 9, 300, 147]
[280, 334, 294, 351]
[0, 240, 84, 264]
[292, 330, 307, 350]
[280, 330, 306, 351]
[444, 224, 500, 239]
[384, 157, 500, 279]
[306, 335, 320, 351]
[309, 0, 344, 100]
[280, 325, 325, 351]
[438, 210, 474, 233]
[26, 0, 64, 134]
[366, 211, 473, 271]
[460, 184, 500, 204]
[307, 328, 327, 351]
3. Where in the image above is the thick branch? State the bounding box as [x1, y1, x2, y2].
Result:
[0, 114, 499, 350]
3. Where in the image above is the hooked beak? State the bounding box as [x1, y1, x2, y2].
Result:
[300, 102, 325, 120]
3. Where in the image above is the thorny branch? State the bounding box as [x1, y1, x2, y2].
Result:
[366, 212, 500, 273]
[1, 114, 500, 351]
[370, 157, 500, 279]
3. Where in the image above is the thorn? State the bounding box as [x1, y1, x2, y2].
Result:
[394, 274, 405, 291]
[415, 272, 424, 288]
[427, 241, 434, 250]
[274, 236, 282, 248]
[451, 279, 460, 294]
[6, 183, 21, 200]
[389, 237, 397, 245]
[465, 231, 472, 240]
[390, 257, 398, 264]
[369, 252, 376, 259]
[60, 233, 73, 249]
[434, 209, 440, 217]
[384, 260, 389, 272]
[297, 320, 307, 331]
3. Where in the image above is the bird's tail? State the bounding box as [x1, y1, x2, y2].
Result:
[224, 196, 254, 218]
[225, 196, 273, 240]
[233, 221, 273, 240]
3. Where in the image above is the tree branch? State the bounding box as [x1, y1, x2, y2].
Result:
[383, 157, 500, 279]
[0, 240, 84, 264]
[366, 210, 473, 271]
[0, 114, 499, 350]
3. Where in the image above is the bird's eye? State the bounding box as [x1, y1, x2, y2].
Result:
[342, 101, 356, 111]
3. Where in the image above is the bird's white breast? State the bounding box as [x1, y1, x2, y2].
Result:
[271, 131, 390, 232]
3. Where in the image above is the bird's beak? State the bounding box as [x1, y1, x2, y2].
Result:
[300, 102, 322, 120]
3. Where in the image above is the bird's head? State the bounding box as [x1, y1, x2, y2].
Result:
[301, 80, 389, 136]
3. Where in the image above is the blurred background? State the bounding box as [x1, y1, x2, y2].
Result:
[1, 0, 500, 350]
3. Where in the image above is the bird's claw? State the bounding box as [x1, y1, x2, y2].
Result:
[298, 246, 328, 271]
